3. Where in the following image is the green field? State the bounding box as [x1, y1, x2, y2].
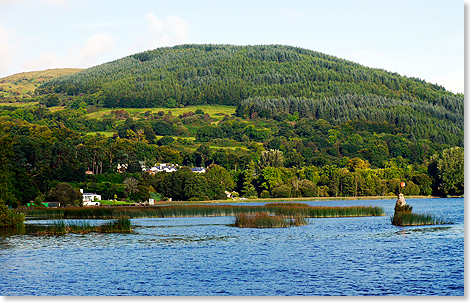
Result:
[85, 105, 236, 120]
[99, 200, 134, 206]
[85, 131, 116, 137]
[0, 101, 39, 107]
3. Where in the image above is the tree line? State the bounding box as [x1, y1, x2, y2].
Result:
[235, 94, 463, 147]
[0, 105, 463, 208]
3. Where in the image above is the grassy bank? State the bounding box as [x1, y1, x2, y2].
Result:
[233, 213, 308, 228]
[21, 203, 385, 219]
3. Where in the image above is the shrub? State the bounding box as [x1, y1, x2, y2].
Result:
[0, 200, 25, 228]
[271, 184, 292, 198]
[46, 183, 82, 207]
[259, 190, 270, 198]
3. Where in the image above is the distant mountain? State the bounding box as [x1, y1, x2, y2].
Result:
[37, 44, 463, 145]
[0, 68, 82, 101]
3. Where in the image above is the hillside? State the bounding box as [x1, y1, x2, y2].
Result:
[39, 44, 457, 107]
[0, 68, 82, 101]
[37, 44, 463, 146]
[0, 45, 464, 206]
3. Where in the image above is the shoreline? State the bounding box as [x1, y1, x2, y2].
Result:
[20, 195, 446, 211]
[155, 195, 438, 206]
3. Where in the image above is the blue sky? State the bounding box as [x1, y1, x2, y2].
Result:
[0, 0, 464, 93]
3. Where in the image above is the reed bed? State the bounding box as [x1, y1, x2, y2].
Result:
[233, 213, 308, 228]
[263, 203, 384, 218]
[21, 204, 385, 219]
[35, 218, 132, 235]
[391, 212, 449, 226]
[97, 218, 132, 233]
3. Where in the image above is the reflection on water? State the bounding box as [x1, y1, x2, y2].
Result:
[0, 198, 464, 296]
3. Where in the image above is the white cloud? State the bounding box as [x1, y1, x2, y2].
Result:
[73, 32, 114, 67]
[22, 53, 60, 72]
[133, 13, 190, 52]
[22, 32, 114, 71]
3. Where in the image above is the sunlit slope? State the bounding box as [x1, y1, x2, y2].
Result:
[0, 68, 82, 100]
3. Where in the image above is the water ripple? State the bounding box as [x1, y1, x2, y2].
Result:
[0, 198, 464, 296]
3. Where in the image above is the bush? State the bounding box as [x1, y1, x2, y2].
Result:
[0, 200, 25, 228]
[259, 190, 270, 198]
[299, 179, 317, 197]
[271, 184, 292, 198]
[46, 183, 83, 207]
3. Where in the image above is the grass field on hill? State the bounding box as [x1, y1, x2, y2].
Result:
[0, 101, 39, 107]
[85, 105, 236, 120]
[0, 68, 82, 100]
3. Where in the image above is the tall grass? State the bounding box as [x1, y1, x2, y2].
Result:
[21, 204, 385, 219]
[234, 213, 308, 228]
[391, 212, 448, 226]
[97, 218, 132, 233]
[36, 218, 132, 235]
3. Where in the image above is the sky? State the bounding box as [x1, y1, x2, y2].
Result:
[0, 0, 464, 94]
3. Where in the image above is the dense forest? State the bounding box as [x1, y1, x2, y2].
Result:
[37, 45, 459, 106]
[0, 44, 464, 208]
[37, 44, 464, 146]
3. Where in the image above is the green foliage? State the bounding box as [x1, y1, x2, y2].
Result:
[437, 147, 464, 196]
[39, 93, 60, 107]
[0, 199, 25, 228]
[257, 149, 284, 171]
[271, 184, 292, 198]
[237, 94, 463, 146]
[0, 45, 463, 203]
[240, 163, 257, 198]
[40, 44, 458, 116]
[46, 183, 83, 207]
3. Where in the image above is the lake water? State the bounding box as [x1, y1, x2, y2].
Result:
[0, 198, 464, 296]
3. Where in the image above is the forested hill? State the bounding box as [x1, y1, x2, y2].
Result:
[38, 44, 463, 146]
[39, 44, 460, 107]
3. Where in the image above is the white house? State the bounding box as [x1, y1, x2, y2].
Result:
[149, 163, 178, 173]
[80, 189, 102, 206]
[191, 167, 206, 173]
